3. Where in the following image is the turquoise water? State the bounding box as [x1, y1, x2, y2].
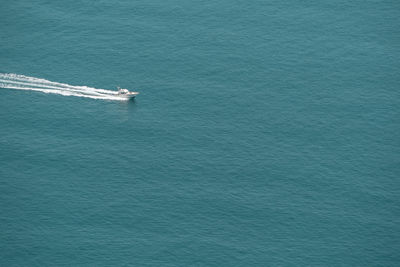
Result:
[1, 0, 399, 265]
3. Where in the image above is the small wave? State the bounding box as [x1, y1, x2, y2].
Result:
[0, 73, 128, 101]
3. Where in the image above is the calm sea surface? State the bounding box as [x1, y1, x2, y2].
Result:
[1, 0, 399, 266]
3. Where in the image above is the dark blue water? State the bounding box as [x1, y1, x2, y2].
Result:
[1, 1, 399, 265]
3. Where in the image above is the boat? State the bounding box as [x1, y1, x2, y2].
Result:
[117, 87, 139, 99]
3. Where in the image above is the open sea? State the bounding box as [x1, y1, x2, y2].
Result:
[1, 0, 399, 266]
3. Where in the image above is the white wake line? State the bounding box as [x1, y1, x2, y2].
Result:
[0, 73, 119, 95]
[0, 79, 112, 96]
[0, 73, 133, 101]
[1, 85, 128, 101]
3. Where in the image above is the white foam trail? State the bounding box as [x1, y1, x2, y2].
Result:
[0, 73, 117, 94]
[1, 84, 126, 100]
[0, 73, 127, 101]
[0, 79, 108, 96]
[0, 79, 104, 95]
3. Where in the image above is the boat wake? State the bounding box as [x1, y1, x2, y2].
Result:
[0, 73, 130, 101]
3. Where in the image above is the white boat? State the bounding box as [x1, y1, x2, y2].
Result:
[117, 87, 139, 99]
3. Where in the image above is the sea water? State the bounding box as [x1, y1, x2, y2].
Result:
[0, 0, 399, 266]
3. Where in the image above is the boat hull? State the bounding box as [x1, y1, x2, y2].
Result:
[118, 92, 139, 99]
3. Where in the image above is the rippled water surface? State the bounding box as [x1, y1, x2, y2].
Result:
[1, 0, 399, 266]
